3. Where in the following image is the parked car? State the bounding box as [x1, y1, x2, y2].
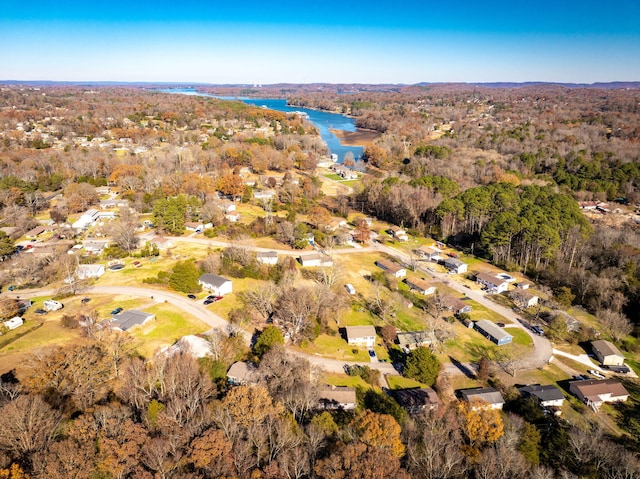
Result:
[588, 369, 605, 379]
[203, 299, 214, 305]
[496, 322, 505, 328]
[531, 325, 544, 335]
[187, 294, 197, 300]
[368, 350, 376, 358]
[34, 309, 48, 315]
[132, 261, 142, 268]
[110, 307, 123, 315]
[603, 365, 631, 374]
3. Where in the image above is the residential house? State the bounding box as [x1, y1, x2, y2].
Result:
[458, 387, 505, 410]
[256, 251, 278, 265]
[99, 199, 130, 209]
[227, 361, 258, 385]
[326, 218, 348, 232]
[474, 320, 513, 346]
[3, 317, 24, 331]
[375, 259, 407, 278]
[253, 189, 276, 201]
[198, 273, 233, 296]
[416, 245, 441, 261]
[25, 225, 46, 239]
[174, 335, 211, 358]
[397, 330, 435, 351]
[299, 253, 333, 268]
[591, 340, 625, 366]
[185, 222, 205, 233]
[515, 281, 531, 290]
[405, 277, 436, 295]
[392, 387, 441, 415]
[150, 236, 174, 250]
[475, 272, 509, 294]
[217, 200, 236, 214]
[318, 385, 357, 410]
[110, 310, 155, 332]
[72, 209, 100, 229]
[345, 325, 376, 348]
[444, 258, 468, 274]
[569, 379, 629, 411]
[442, 295, 472, 314]
[517, 290, 539, 308]
[82, 240, 109, 255]
[225, 210, 240, 222]
[389, 226, 409, 242]
[518, 384, 565, 412]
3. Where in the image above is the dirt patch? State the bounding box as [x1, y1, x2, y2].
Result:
[330, 128, 380, 147]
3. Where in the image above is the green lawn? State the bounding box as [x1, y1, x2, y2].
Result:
[322, 372, 371, 389]
[324, 173, 343, 181]
[298, 334, 370, 362]
[507, 327, 533, 346]
[386, 375, 427, 390]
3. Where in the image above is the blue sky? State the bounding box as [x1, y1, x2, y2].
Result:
[1, 0, 639, 84]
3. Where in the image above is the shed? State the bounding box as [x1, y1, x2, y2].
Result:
[198, 273, 233, 296]
[474, 320, 513, 346]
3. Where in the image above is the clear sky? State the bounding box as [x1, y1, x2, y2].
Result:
[1, 0, 639, 84]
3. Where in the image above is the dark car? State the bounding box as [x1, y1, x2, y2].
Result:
[496, 322, 505, 328]
[368, 350, 376, 358]
[110, 307, 123, 315]
[206, 295, 216, 300]
[187, 294, 197, 300]
[531, 325, 544, 335]
[81, 297, 91, 303]
[203, 299, 214, 305]
[34, 309, 48, 315]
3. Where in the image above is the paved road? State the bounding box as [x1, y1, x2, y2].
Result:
[373, 242, 554, 369]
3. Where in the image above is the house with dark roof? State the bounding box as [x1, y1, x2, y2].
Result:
[405, 277, 436, 295]
[318, 385, 357, 410]
[110, 310, 155, 332]
[345, 325, 376, 348]
[458, 387, 505, 410]
[444, 257, 467, 274]
[518, 384, 565, 409]
[569, 379, 629, 411]
[393, 387, 441, 415]
[591, 340, 625, 367]
[474, 320, 513, 346]
[198, 273, 233, 296]
[375, 259, 406, 278]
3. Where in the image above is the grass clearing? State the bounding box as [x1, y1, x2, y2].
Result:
[322, 372, 370, 389]
[299, 334, 370, 362]
[386, 375, 427, 390]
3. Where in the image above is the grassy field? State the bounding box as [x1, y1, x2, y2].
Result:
[322, 372, 370, 389]
[297, 334, 370, 362]
[386, 375, 426, 390]
[130, 303, 210, 358]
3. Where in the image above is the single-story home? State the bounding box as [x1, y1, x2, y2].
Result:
[318, 385, 357, 410]
[3, 316, 24, 331]
[591, 339, 625, 367]
[518, 384, 565, 409]
[253, 189, 276, 200]
[72, 209, 100, 229]
[389, 226, 408, 242]
[475, 272, 509, 294]
[397, 330, 435, 351]
[515, 282, 531, 290]
[392, 387, 441, 415]
[474, 320, 513, 346]
[416, 245, 441, 261]
[299, 253, 333, 268]
[510, 289, 539, 308]
[345, 325, 376, 348]
[110, 310, 155, 332]
[442, 295, 472, 314]
[458, 387, 505, 410]
[225, 211, 240, 222]
[198, 273, 233, 296]
[405, 277, 436, 295]
[82, 240, 109, 255]
[569, 379, 629, 411]
[185, 222, 205, 232]
[25, 225, 46, 239]
[174, 335, 211, 358]
[227, 361, 259, 385]
[99, 199, 129, 209]
[326, 218, 348, 232]
[256, 251, 278, 265]
[375, 259, 407, 278]
[444, 258, 468, 274]
[150, 236, 174, 249]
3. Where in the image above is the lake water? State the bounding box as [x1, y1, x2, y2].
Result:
[160, 88, 362, 162]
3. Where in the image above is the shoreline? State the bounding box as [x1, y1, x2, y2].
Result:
[329, 128, 381, 147]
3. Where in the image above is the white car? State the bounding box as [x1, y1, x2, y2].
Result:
[588, 369, 605, 379]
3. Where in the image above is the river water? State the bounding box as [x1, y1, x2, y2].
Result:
[159, 88, 362, 162]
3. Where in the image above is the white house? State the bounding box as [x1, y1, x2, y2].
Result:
[345, 325, 376, 348]
[444, 258, 468, 274]
[375, 259, 406, 278]
[591, 340, 626, 367]
[405, 277, 436, 295]
[459, 387, 505, 410]
[72, 209, 100, 229]
[82, 241, 109, 255]
[256, 251, 278, 265]
[416, 245, 441, 261]
[198, 273, 233, 296]
[299, 253, 333, 268]
[43, 299, 63, 311]
[3, 317, 24, 331]
[476, 272, 509, 294]
[569, 379, 629, 411]
[389, 226, 409, 242]
[519, 385, 565, 409]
